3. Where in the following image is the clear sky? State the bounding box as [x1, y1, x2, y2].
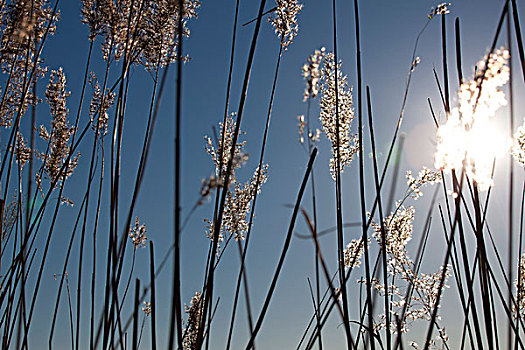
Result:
[19, 0, 525, 348]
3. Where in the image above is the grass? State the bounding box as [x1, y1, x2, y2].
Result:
[0, 0, 525, 349]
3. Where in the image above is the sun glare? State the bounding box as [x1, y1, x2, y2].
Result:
[435, 49, 510, 191]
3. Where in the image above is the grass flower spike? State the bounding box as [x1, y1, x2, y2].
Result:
[428, 3, 451, 19]
[512, 120, 525, 167]
[204, 117, 269, 249]
[514, 254, 525, 318]
[269, 0, 303, 48]
[182, 291, 203, 350]
[319, 52, 359, 179]
[129, 217, 147, 249]
[343, 238, 367, 270]
[39, 68, 80, 186]
[406, 167, 442, 199]
[142, 301, 151, 316]
[205, 113, 247, 183]
[302, 47, 325, 101]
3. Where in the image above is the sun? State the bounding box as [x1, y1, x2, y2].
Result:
[435, 49, 510, 191]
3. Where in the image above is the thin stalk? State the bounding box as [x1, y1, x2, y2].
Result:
[111, 37, 163, 328]
[442, 14, 450, 113]
[510, 0, 525, 81]
[94, 39, 175, 350]
[515, 181, 525, 350]
[450, 17, 477, 350]
[366, 86, 390, 350]
[168, 0, 185, 347]
[507, 9, 515, 348]
[480, 249, 525, 349]
[74, 39, 94, 350]
[137, 315, 146, 349]
[394, 189, 441, 350]
[299, 18, 438, 345]
[305, 209, 349, 341]
[196, 0, 267, 347]
[423, 171, 465, 350]
[65, 272, 75, 350]
[90, 145, 104, 350]
[149, 242, 157, 350]
[244, 148, 317, 350]
[132, 279, 140, 350]
[225, 42, 283, 350]
[49, 185, 95, 346]
[106, 7, 164, 343]
[305, 96, 322, 350]
[105, 0, 148, 343]
[332, 0, 353, 347]
[24, 169, 70, 349]
[455, 18, 463, 84]
[118, 250, 136, 314]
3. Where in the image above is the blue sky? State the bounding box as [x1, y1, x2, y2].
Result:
[18, 0, 525, 348]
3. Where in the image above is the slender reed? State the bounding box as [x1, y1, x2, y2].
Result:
[510, 0, 525, 80]
[331, 0, 353, 347]
[423, 172, 465, 350]
[132, 279, 140, 350]
[196, 0, 267, 347]
[245, 148, 317, 350]
[352, 0, 375, 348]
[168, 0, 185, 347]
[226, 37, 283, 350]
[149, 242, 157, 350]
[366, 86, 391, 350]
[507, 9, 516, 348]
[515, 182, 525, 350]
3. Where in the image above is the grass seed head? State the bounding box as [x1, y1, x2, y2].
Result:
[269, 0, 303, 49]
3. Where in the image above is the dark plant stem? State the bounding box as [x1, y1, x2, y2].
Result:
[244, 148, 317, 350]
[510, 0, 525, 81]
[49, 188, 95, 346]
[332, 0, 353, 347]
[366, 86, 390, 350]
[74, 39, 94, 350]
[132, 279, 140, 350]
[196, 0, 267, 348]
[395, 188, 440, 350]
[473, 185, 494, 348]
[94, 28, 171, 350]
[90, 144, 105, 350]
[441, 14, 450, 114]
[137, 315, 146, 349]
[225, 42, 283, 350]
[454, 173, 484, 350]
[149, 242, 157, 350]
[353, 0, 374, 348]
[64, 273, 75, 350]
[515, 181, 525, 350]
[455, 18, 463, 84]
[205, 0, 242, 343]
[305, 96, 323, 350]
[424, 172, 465, 350]
[507, 9, 515, 349]
[168, 0, 184, 347]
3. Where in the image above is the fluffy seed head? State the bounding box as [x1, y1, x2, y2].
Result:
[302, 47, 325, 101]
[129, 217, 147, 249]
[319, 52, 359, 179]
[269, 0, 302, 49]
